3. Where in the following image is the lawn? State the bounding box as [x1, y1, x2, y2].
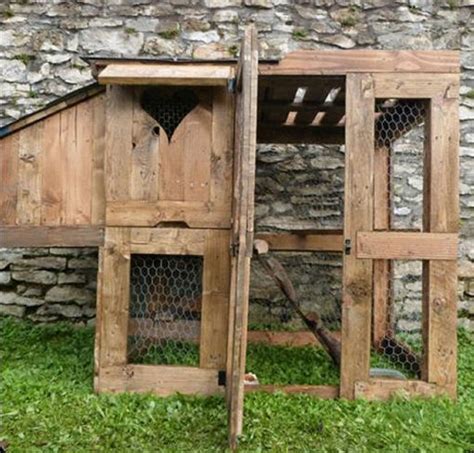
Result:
[1, 317, 473, 452]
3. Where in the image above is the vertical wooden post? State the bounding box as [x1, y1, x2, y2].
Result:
[95, 227, 131, 390]
[340, 73, 375, 399]
[422, 95, 459, 397]
[372, 145, 392, 347]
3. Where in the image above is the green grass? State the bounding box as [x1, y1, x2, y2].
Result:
[1, 317, 473, 452]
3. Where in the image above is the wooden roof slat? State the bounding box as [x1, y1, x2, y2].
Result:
[98, 63, 234, 86]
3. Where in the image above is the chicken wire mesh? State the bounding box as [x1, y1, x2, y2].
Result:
[248, 143, 344, 386]
[373, 99, 427, 378]
[127, 254, 203, 366]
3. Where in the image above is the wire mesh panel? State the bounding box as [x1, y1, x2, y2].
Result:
[373, 99, 427, 379]
[127, 254, 203, 366]
[249, 142, 345, 387]
[247, 251, 342, 386]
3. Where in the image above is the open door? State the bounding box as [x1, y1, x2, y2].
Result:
[226, 25, 258, 449]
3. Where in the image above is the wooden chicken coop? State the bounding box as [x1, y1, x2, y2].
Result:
[0, 26, 460, 448]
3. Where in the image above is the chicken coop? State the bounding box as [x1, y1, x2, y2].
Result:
[0, 26, 460, 449]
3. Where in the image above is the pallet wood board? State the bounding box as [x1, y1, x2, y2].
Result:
[98, 64, 234, 86]
[357, 232, 458, 260]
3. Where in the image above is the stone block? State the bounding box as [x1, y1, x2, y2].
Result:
[12, 270, 57, 285]
[45, 286, 95, 305]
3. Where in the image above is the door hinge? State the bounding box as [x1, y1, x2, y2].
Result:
[344, 239, 352, 255]
[218, 370, 226, 386]
[227, 77, 236, 93]
[230, 240, 240, 257]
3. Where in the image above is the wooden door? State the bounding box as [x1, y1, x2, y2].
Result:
[226, 26, 258, 449]
[341, 73, 459, 400]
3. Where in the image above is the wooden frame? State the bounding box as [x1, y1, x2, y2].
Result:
[94, 227, 230, 396]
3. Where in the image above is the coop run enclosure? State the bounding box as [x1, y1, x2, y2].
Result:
[0, 27, 460, 449]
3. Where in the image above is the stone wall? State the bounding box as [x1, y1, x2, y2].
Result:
[0, 0, 473, 331]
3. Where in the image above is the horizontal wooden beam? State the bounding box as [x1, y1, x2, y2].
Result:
[98, 365, 223, 396]
[130, 228, 207, 255]
[98, 64, 234, 86]
[0, 226, 104, 247]
[255, 231, 343, 252]
[257, 124, 344, 144]
[356, 232, 458, 260]
[244, 384, 339, 399]
[259, 51, 460, 76]
[372, 73, 459, 99]
[354, 379, 443, 401]
[106, 201, 231, 229]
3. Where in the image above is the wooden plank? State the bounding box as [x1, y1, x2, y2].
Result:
[422, 94, 459, 397]
[106, 201, 231, 229]
[372, 145, 391, 348]
[99, 365, 223, 396]
[130, 88, 159, 202]
[16, 122, 43, 225]
[67, 100, 93, 224]
[257, 125, 344, 145]
[129, 227, 207, 255]
[373, 73, 459, 99]
[41, 113, 63, 225]
[200, 230, 231, 369]
[228, 25, 258, 449]
[0, 226, 104, 247]
[105, 85, 133, 202]
[357, 232, 458, 260]
[184, 98, 212, 202]
[255, 231, 343, 252]
[94, 246, 105, 392]
[340, 73, 375, 399]
[210, 87, 234, 210]
[97, 228, 131, 377]
[91, 94, 106, 225]
[259, 51, 460, 75]
[245, 384, 339, 399]
[354, 379, 443, 400]
[0, 132, 19, 225]
[98, 64, 234, 86]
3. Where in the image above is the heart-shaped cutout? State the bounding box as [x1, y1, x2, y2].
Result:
[140, 88, 199, 142]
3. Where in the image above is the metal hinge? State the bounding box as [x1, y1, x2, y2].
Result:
[230, 240, 240, 257]
[227, 77, 237, 93]
[344, 239, 352, 255]
[218, 370, 226, 386]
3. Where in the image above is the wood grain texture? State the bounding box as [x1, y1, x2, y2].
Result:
[105, 85, 133, 202]
[340, 73, 374, 399]
[0, 226, 104, 247]
[91, 94, 106, 225]
[228, 25, 258, 449]
[106, 201, 231, 228]
[99, 365, 223, 396]
[129, 227, 207, 255]
[354, 379, 443, 400]
[357, 232, 458, 260]
[98, 64, 233, 86]
[372, 73, 459, 99]
[200, 230, 231, 369]
[17, 122, 43, 225]
[97, 228, 131, 373]
[259, 50, 460, 75]
[0, 133, 19, 225]
[422, 94, 459, 398]
[41, 114, 63, 225]
[372, 145, 392, 348]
